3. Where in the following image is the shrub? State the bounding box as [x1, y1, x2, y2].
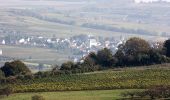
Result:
[97, 48, 114, 67]
[60, 61, 75, 70]
[121, 85, 170, 99]
[1, 60, 31, 77]
[164, 39, 170, 57]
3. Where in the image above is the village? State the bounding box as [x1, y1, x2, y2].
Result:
[0, 33, 127, 63]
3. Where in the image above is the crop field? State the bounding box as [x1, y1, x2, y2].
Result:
[0, 89, 136, 100]
[0, 45, 70, 65]
[9, 67, 170, 93]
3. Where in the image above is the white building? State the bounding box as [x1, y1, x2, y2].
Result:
[89, 39, 98, 48]
[0, 49, 2, 55]
[19, 38, 25, 44]
[2, 40, 5, 45]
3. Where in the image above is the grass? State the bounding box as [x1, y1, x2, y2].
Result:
[0, 89, 135, 100]
[0, 45, 70, 65]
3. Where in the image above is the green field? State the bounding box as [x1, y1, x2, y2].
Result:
[1, 64, 170, 100]
[0, 90, 135, 100]
[0, 45, 70, 65]
[9, 65, 170, 93]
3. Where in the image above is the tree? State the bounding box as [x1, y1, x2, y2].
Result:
[1, 60, 31, 77]
[84, 52, 98, 67]
[97, 48, 115, 67]
[122, 37, 150, 56]
[115, 37, 151, 66]
[164, 39, 170, 57]
[60, 61, 75, 70]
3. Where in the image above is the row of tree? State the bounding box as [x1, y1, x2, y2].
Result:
[59, 37, 170, 73]
[0, 37, 169, 97]
[0, 37, 170, 79]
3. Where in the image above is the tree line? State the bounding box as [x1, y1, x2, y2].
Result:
[1, 37, 170, 79]
[58, 37, 170, 74]
[0, 37, 170, 97]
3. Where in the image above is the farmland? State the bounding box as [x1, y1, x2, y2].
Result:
[0, 64, 169, 100]
[0, 45, 70, 67]
[7, 65, 170, 93]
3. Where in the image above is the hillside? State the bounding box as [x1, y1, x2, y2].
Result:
[5, 64, 170, 93]
[0, 0, 170, 39]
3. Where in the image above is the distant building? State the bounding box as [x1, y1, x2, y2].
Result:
[19, 38, 25, 44]
[0, 49, 2, 55]
[2, 40, 5, 45]
[89, 39, 98, 48]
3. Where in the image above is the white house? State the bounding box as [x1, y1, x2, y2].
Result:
[19, 38, 25, 44]
[2, 40, 5, 45]
[89, 39, 98, 48]
[0, 49, 2, 55]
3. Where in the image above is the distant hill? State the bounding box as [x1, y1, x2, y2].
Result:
[0, 0, 170, 39]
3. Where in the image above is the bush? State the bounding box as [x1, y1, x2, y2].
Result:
[97, 48, 115, 67]
[121, 85, 170, 99]
[60, 61, 75, 70]
[164, 39, 170, 57]
[1, 60, 31, 77]
[32, 95, 45, 100]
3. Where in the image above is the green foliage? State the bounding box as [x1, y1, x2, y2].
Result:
[97, 48, 115, 67]
[122, 37, 150, 56]
[115, 37, 168, 66]
[164, 39, 170, 57]
[32, 95, 45, 100]
[60, 61, 75, 70]
[1, 60, 31, 77]
[121, 85, 170, 99]
[82, 52, 101, 72]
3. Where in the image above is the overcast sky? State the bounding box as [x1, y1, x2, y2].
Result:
[1, 0, 170, 5]
[135, 0, 170, 3]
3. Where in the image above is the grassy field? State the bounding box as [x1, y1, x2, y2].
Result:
[0, 90, 135, 100]
[0, 45, 70, 65]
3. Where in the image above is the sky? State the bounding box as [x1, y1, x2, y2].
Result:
[1, 0, 170, 5]
[0, 0, 84, 6]
[135, 0, 170, 3]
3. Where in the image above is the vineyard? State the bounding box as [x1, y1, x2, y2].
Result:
[9, 68, 170, 93]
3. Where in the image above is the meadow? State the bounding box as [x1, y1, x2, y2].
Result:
[0, 45, 70, 65]
[0, 90, 132, 100]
